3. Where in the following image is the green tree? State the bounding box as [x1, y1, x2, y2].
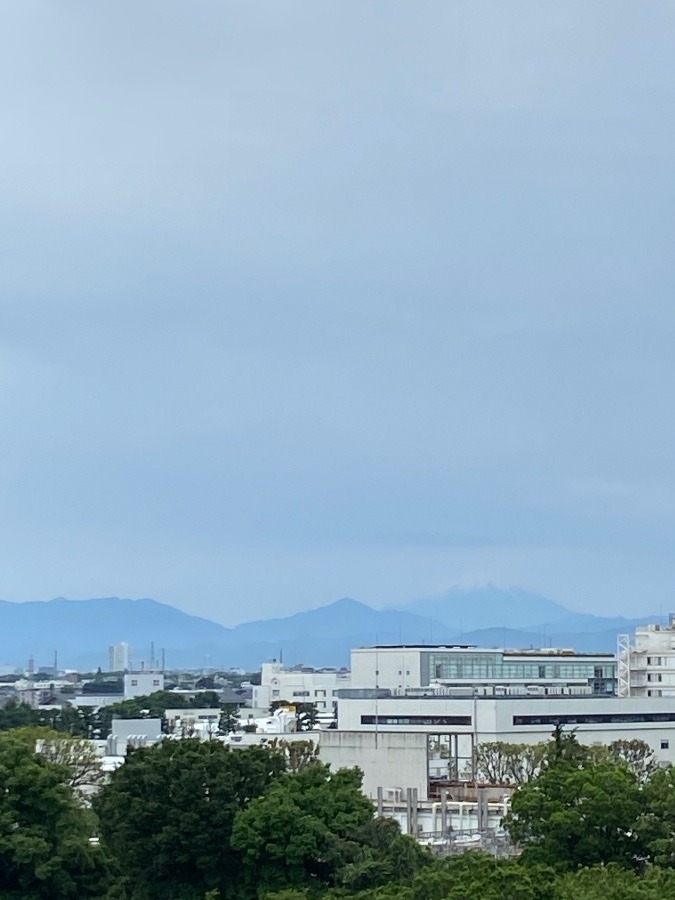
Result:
[606, 739, 658, 783]
[636, 765, 675, 866]
[294, 702, 319, 731]
[472, 741, 547, 785]
[556, 864, 675, 899]
[93, 738, 285, 899]
[505, 748, 647, 871]
[232, 764, 403, 894]
[9, 726, 104, 802]
[0, 699, 41, 730]
[338, 815, 430, 892]
[0, 731, 108, 898]
[406, 853, 555, 900]
[218, 703, 240, 734]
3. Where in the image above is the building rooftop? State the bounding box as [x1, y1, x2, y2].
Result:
[357, 644, 613, 657]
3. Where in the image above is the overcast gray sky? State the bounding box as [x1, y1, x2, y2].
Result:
[1, 2, 674, 623]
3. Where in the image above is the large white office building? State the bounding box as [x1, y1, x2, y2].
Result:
[350, 644, 616, 697]
[333, 693, 675, 794]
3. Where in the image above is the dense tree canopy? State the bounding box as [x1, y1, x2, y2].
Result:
[0, 731, 108, 899]
[231, 764, 427, 895]
[93, 739, 286, 899]
[504, 733, 647, 871]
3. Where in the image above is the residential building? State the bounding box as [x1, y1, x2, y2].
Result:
[252, 662, 350, 720]
[618, 617, 675, 697]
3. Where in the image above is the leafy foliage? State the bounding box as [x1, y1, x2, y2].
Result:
[9, 726, 104, 801]
[232, 763, 427, 895]
[505, 758, 646, 869]
[0, 731, 109, 899]
[96, 689, 222, 737]
[93, 738, 285, 898]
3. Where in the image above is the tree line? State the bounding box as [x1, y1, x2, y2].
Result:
[4, 723, 675, 897]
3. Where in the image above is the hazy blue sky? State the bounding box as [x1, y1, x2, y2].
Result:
[1, 2, 674, 623]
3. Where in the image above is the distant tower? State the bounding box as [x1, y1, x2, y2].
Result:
[150, 641, 156, 670]
[108, 642, 131, 672]
[27, 655, 35, 677]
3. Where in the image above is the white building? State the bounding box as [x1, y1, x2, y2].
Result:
[619, 618, 675, 698]
[350, 645, 616, 697]
[336, 693, 675, 778]
[108, 642, 131, 672]
[107, 717, 163, 756]
[252, 662, 351, 720]
[124, 672, 164, 699]
[164, 708, 221, 736]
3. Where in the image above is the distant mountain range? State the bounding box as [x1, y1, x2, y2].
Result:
[0, 587, 661, 671]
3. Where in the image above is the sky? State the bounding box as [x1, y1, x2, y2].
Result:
[1, 2, 675, 624]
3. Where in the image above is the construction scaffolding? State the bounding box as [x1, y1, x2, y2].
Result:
[617, 633, 631, 698]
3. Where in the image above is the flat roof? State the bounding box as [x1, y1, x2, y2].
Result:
[357, 645, 613, 657]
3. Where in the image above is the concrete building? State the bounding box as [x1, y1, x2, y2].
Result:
[107, 718, 163, 756]
[108, 642, 131, 672]
[350, 645, 616, 696]
[618, 618, 675, 698]
[124, 671, 164, 699]
[336, 693, 675, 778]
[320, 730, 429, 800]
[252, 662, 350, 721]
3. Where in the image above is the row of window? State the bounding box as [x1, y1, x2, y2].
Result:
[427, 654, 615, 682]
[514, 712, 675, 725]
[361, 715, 472, 726]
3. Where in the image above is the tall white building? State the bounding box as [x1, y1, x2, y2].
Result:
[619, 618, 675, 698]
[108, 642, 131, 672]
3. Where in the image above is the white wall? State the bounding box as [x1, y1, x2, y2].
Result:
[319, 730, 430, 800]
[338, 695, 675, 765]
[350, 648, 423, 690]
[124, 672, 164, 699]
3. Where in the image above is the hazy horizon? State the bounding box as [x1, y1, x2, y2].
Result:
[0, 581, 663, 630]
[2, 3, 675, 622]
